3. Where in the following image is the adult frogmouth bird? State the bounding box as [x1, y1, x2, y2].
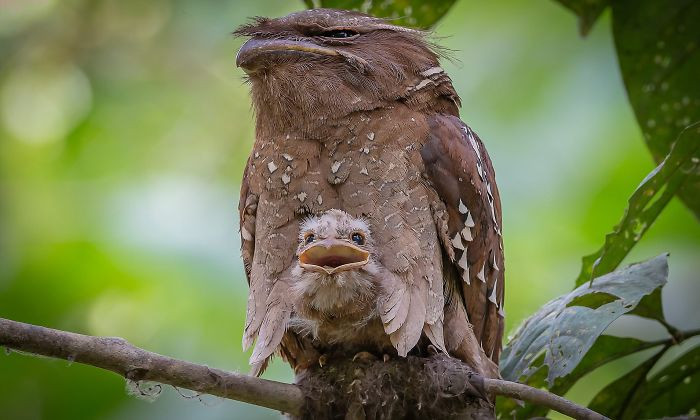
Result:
[235, 9, 504, 378]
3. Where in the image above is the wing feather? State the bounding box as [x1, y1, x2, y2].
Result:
[250, 280, 293, 365]
[389, 286, 426, 357]
[239, 159, 263, 351]
[239, 157, 299, 373]
[381, 272, 410, 335]
[421, 114, 505, 366]
[423, 319, 447, 353]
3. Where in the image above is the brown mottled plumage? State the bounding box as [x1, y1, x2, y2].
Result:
[235, 9, 504, 379]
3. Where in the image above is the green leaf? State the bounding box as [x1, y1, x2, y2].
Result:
[551, 336, 658, 396]
[555, 0, 700, 219]
[575, 125, 700, 286]
[302, 0, 457, 28]
[553, 0, 609, 36]
[638, 345, 700, 418]
[496, 335, 662, 418]
[588, 348, 666, 420]
[501, 255, 668, 386]
[628, 288, 665, 323]
[566, 291, 618, 309]
[612, 0, 700, 218]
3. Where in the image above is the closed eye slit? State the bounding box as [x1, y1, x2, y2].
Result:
[320, 29, 359, 38]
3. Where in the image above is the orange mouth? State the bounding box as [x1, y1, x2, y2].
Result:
[299, 239, 370, 275]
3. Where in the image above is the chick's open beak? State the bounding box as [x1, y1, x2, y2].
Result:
[299, 239, 370, 275]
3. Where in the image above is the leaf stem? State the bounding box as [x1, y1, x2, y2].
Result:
[647, 327, 700, 347]
[657, 319, 683, 342]
[676, 327, 700, 343]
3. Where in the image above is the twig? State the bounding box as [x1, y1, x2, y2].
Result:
[657, 318, 683, 343]
[675, 327, 700, 343]
[482, 378, 608, 420]
[0, 318, 304, 416]
[1, 317, 608, 419]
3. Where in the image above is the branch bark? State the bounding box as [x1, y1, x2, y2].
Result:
[0, 318, 304, 416]
[484, 379, 604, 419]
[0, 317, 605, 419]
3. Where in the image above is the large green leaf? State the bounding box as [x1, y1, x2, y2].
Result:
[588, 348, 666, 419]
[638, 345, 700, 418]
[501, 255, 668, 386]
[553, 0, 700, 217]
[575, 125, 700, 286]
[612, 0, 700, 219]
[496, 335, 662, 418]
[302, 0, 457, 28]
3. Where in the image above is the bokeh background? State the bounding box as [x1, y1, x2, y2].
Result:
[1, 0, 698, 419]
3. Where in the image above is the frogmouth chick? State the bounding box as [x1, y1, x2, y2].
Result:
[289, 209, 393, 357]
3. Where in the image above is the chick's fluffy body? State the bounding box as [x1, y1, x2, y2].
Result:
[289, 210, 392, 354]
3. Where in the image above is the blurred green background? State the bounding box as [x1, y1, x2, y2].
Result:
[0, 0, 698, 419]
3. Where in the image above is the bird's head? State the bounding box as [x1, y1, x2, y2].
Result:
[296, 209, 373, 275]
[235, 9, 459, 135]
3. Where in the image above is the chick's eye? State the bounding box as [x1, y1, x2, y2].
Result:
[304, 233, 315, 245]
[321, 29, 358, 38]
[351, 232, 365, 245]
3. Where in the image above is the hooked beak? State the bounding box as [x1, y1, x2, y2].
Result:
[236, 38, 338, 73]
[298, 239, 370, 275]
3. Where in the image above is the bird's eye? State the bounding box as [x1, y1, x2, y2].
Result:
[351, 232, 365, 245]
[321, 29, 358, 39]
[304, 233, 315, 245]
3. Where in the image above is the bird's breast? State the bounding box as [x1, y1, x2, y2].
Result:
[249, 106, 432, 215]
[248, 106, 443, 283]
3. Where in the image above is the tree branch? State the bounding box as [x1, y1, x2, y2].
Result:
[483, 378, 605, 420]
[0, 317, 606, 419]
[0, 318, 304, 416]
